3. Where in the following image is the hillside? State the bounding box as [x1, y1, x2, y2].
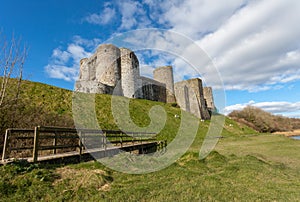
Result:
[2, 80, 300, 201]
[0, 79, 257, 146]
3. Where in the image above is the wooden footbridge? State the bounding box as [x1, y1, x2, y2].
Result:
[1, 126, 167, 165]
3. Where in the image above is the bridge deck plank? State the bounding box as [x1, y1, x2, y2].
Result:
[1, 141, 158, 165]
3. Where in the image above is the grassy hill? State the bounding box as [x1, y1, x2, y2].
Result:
[1, 80, 300, 201]
[1, 79, 256, 143]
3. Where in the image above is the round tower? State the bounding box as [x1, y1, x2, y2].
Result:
[95, 44, 121, 87]
[120, 47, 140, 98]
[153, 66, 176, 103]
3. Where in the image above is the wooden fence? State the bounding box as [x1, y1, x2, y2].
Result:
[1, 126, 165, 163]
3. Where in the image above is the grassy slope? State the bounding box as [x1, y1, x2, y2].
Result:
[1, 80, 300, 201]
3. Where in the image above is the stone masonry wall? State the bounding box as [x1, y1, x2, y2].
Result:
[75, 80, 113, 94]
[95, 44, 121, 88]
[75, 44, 215, 120]
[174, 80, 191, 113]
[139, 76, 166, 103]
[120, 48, 140, 98]
[187, 79, 211, 120]
[203, 87, 216, 112]
[174, 79, 211, 120]
[153, 66, 176, 103]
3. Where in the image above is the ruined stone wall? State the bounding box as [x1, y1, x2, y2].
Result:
[78, 54, 97, 82]
[120, 48, 140, 98]
[78, 58, 90, 80]
[174, 81, 191, 113]
[203, 87, 216, 112]
[174, 79, 211, 120]
[75, 43, 215, 120]
[187, 79, 211, 120]
[76, 55, 98, 93]
[76, 44, 122, 95]
[153, 66, 176, 103]
[138, 76, 166, 102]
[75, 80, 113, 94]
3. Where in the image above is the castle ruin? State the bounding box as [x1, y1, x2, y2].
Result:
[75, 44, 216, 120]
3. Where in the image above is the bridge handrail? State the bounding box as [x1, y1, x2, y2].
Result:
[1, 126, 162, 163]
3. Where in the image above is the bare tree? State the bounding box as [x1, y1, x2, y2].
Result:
[0, 33, 27, 108]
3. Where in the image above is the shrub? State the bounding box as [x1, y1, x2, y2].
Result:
[228, 106, 299, 133]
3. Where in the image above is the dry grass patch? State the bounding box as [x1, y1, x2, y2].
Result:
[54, 166, 111, 192]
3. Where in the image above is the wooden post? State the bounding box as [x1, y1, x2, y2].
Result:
[104, 132, 107, 156]
[53, 131, 57, 155]
[78, 131, 83, 161]
[140, 135, 144, 154]
[33, 126, 40, 163]
[2, 129, 10, 161]
[132, 134, 134, 145]
[82, 131, 85, 147]
[105, 133, 107, 150]
[102, 133, 104, 148]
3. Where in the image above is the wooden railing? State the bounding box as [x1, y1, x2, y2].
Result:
[1, 126, 166, 163]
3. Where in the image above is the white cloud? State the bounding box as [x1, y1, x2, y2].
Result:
[117, 0, 151, 30]
[196, 0, 300, 91]
[45, 65, 78, 81]
[136, 0, 300, 92]
[160, 0, 247, 38]
[84, 0, 152, 30]
[67, 44, 90, 62]
[84, 4, 116, 25]
[223, 100, 300, 118]
[45, 37, 97, 82]
[53, 0, 300, 92]
[72, 35, 102, 49]
[51, 48, 71, 65]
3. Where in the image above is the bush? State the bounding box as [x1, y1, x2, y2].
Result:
[228, 106, 299, 133]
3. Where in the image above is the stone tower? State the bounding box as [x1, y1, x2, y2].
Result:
[95, 44, 121, 87]
[153, 66, 176, 103]
[75, 44, 216, 121]
[120, 48, 140, 98]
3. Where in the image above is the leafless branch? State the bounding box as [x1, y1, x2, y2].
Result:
[0, 32, 27, 108]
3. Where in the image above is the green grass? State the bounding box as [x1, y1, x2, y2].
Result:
[1, 131, 299, 201]
[1, 80, 300, 201]
[216, 134, 300, 169]
[2, 142, 300, 201]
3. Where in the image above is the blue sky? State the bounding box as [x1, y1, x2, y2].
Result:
[1, 0, 300, 117]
